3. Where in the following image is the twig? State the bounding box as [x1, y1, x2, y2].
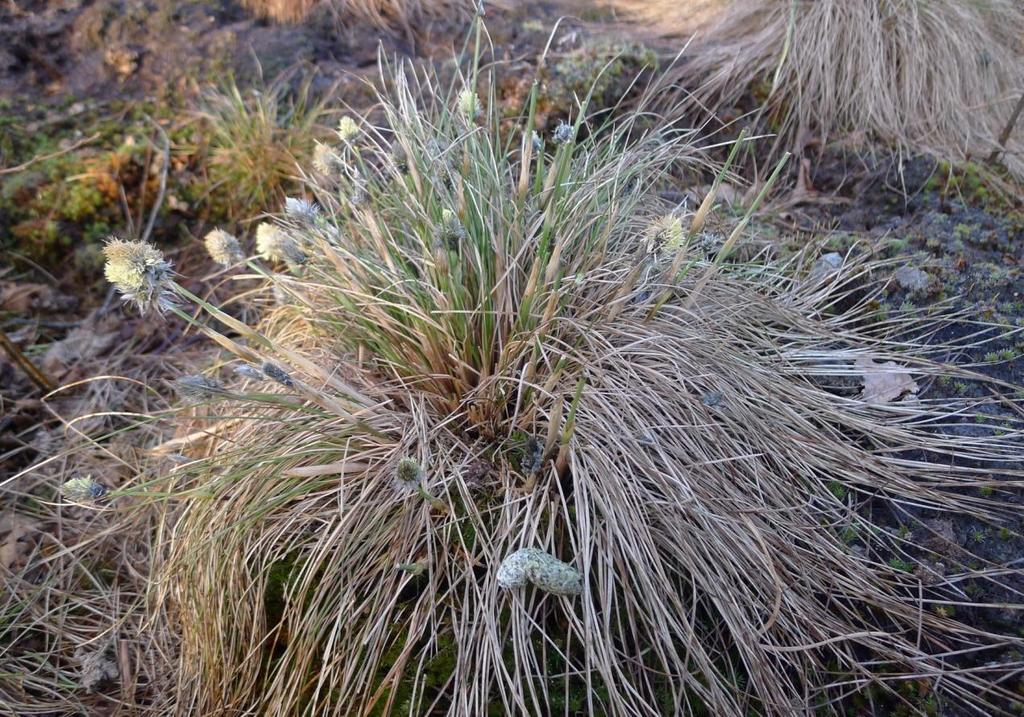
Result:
[0, 132, 101, 176]
[0, 326, 55, 393]
[988, 91, 1024, 165]
[141, 116, 171, 243]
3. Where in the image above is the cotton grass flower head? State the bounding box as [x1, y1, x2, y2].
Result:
[256, 222, 305, 266]
[392, 457, 424, 496]
[102, 238, 175, 313]
[312, 141, 344, 178]
[346, 168, 369, 208]
[174, 374, 229, 402]
[336, 115, 360, 142]
[61, 476, 108, 502]
[648, 214, 686, 253]
[203, 229, 243, 266]
[233, 364, 264, 381]
[284, 196, 320, 223]
[551, 120, 574, 145]
[497, 548, 583, 596]
[260, 361, 294, 388]
[457, 89, 482, 120]
[522, 436, 544, 474]
[436, 208, 467, 247]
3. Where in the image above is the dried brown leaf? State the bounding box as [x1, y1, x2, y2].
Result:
[855, 356, 919, 404]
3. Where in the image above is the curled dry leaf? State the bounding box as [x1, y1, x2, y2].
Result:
[0, 282, 77, 313]
[74, 638, 120, 692]
[855, 356, 919, 404]
[0, 513, 41, 571]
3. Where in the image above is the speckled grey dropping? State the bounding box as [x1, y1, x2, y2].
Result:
[497, 548, 583, 596]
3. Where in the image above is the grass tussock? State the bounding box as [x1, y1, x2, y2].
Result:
[668, 0, 1024, 175]
[240, 0, 477, 30]
[110, 36, 1024, 716]
[193, 69, 339, 220]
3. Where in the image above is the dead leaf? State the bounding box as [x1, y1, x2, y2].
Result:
[855, 356, 919, 404]
[41, 323, 119, 378]
[75, 638, 120, 692]
[0, 513, 41, 571]
[0, 282, 76, 313]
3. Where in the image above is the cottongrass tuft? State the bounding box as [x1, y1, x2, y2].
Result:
[203, 229, 244, 267]
[336, 115, 360, 142]
[284, 196, 320, 222]
[497, 548, 583, 596]
[255, 223, 305, 266]
[457, 89, 482, 120]
[233, 363, 265, 381]
[522, 436, 544, 474]
[647, 214, 685, 252]
[530, 130, 542, 152]
[60, 477, 108, 502]
[436, 207, 467, 247]
[551, 119, 574, 145]
[102, 238, 175, 313]
[260, 361, 294, 387]
[137, 54, 1024, 717]
[173, 374, 229, 402]
[312, 140, 344, 178]
[392, 457, 424, 495]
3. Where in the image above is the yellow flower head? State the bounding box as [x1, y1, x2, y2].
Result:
[649, 215, 686, 252]
[312, 141, 344, 177]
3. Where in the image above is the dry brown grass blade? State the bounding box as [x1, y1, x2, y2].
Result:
[657, 0, 1024, 178]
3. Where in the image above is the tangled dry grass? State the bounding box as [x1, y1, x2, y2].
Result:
[655, 0, 1024, 176]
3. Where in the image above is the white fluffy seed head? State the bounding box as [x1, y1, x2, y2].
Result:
[255, 223, 305, 265]
[284, 197, 319, 222]
[102, 238, 175, 313]
[552, 120, 574, 145]
[233, 364, 264, 380]
[204, 229, 243, 266]
[336, 115, 360, 142]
